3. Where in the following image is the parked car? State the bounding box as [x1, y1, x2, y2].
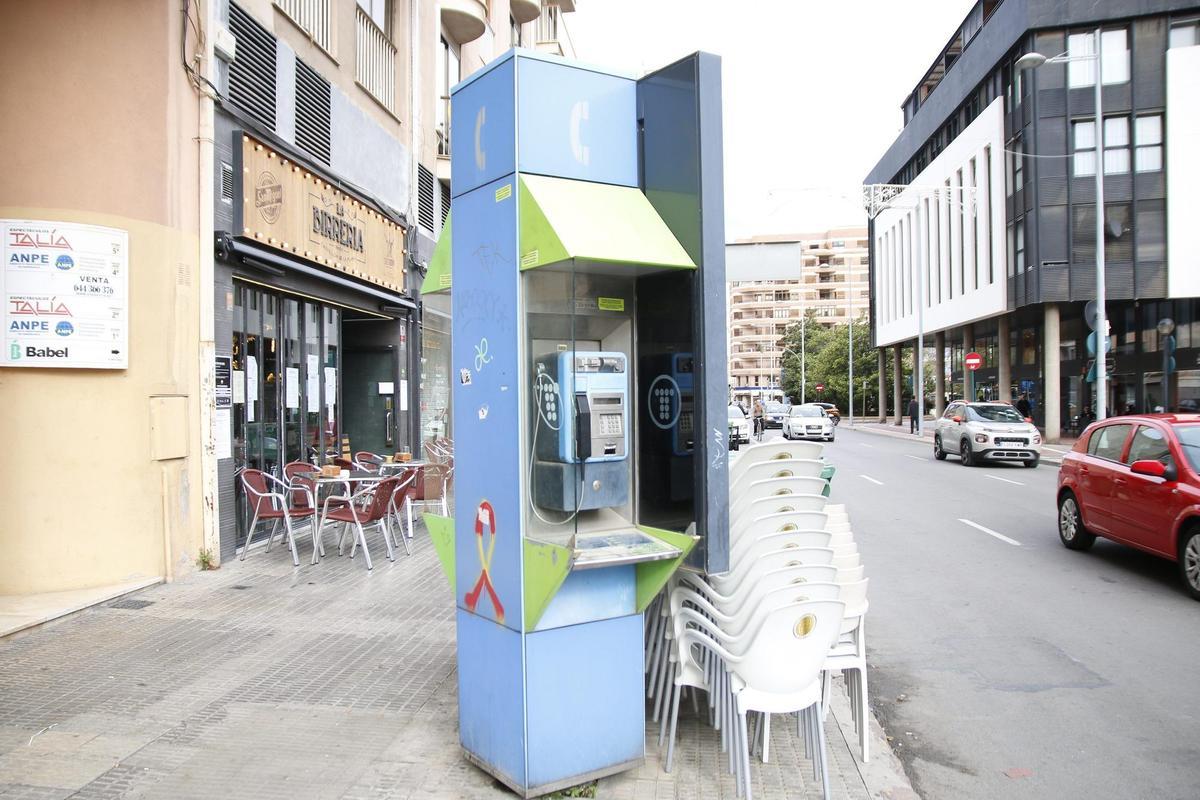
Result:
[813, 402, 841, 425]
[933, 401, 1041, 467]
[763, 402, 788, 429]
[728, 405, 750, 446]
[1058, 414, 1200, 599]
[783, 404, 835, 442]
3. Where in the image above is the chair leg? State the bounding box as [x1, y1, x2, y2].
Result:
[858, 667, 870, 762]
[264, 518, 281, 552]
[815, 703, 831, 800]
[658, 662, 675, 747]
[406, 497, 414, 540]
[664, 682, 682, 773]
[240, 511, 261, 560]
[738, 709, 753, 800]
[379, 519, 396, 562]
[338, 522, 350, 555]
[354, 520, 373, 570]
[309, 516, 321, 565]
[283, 516, 300, 566]
[761, 713, 771, 763]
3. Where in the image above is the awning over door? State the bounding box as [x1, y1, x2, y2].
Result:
[420, 212, 453, 295]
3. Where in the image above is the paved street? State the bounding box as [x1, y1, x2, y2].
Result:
[0, 519, 913, 800]
[813, 424, 1200, 800]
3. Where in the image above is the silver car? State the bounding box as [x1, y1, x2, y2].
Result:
[783, 404, 835, 442]
[933, 401, 1042, 467]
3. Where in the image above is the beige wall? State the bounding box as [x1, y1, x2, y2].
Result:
[0, 1, 204, 594]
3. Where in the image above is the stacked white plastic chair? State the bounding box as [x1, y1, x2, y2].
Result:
[643, 439, 870, 800]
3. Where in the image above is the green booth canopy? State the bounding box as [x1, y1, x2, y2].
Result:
[420, 175, 694, 295]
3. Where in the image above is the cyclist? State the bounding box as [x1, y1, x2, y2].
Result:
[752, 398, 765, 441]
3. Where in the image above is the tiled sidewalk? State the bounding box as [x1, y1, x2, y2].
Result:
[0, 525, 914, 800]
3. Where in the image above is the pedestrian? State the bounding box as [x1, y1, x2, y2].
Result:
[1016, 392, 1032, 419]
[907, 397, 919, 434]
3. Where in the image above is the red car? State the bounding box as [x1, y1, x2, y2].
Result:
[1057, 414, 1200, 600]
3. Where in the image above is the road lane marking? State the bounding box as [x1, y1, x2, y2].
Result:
[859, 443, 874, 448]
[985, 474, 1025, 486]
[860, 475, 884, 485]
[904, 454, 925, 461]
[959, 518, 1021, 546]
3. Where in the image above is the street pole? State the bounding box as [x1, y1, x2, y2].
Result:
[1092, 27, 1108, 421]
[848, 248, 854, 427]
[915, 199, 926, 436]
[800, 317, 807, 404]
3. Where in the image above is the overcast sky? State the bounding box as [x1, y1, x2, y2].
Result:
[568, 0, 979, 240]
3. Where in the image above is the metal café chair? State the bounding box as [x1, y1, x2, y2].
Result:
[354, 451, 384, 472]
[318, 476, 402, 570]
[239, 468, 317, 567]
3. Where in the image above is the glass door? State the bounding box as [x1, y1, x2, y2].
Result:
[282, 298, 303, 464]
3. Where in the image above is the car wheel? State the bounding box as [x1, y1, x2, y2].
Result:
[1057, 492, 1096, 551]
[933, 435, 946, 460]
[1179, 526, 1200, 601]
[959, 439, 973, 467]
[1024, 456, 1040, 468]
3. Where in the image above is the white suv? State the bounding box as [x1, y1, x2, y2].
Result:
[934, 401, 1042, 468]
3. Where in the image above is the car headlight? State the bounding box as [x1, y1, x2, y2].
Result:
[1033, 435, 1041, 444]
[974, 433, 988, 443]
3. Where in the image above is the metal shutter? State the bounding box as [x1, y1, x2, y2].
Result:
[417, 164, 435, 232]
[295, 59, 331, 165]
[229, 4, 277, 131]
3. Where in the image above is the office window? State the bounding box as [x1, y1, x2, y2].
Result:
[1104, 117, 1130, 174]
[1015, 221, 1025, 274]
[1135, 115, 1163, 172]
[1137, 201, 1166, 262]
[1068, 29, 1128, 87]
[1074, 117, 1130, 176]
[1011, 141, 1024, 192]
[1169, 20, 1199, 48]
[1073, 120, 1097, 176]
[1073, 203, 1133, 264]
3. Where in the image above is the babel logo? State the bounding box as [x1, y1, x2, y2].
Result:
[26, 345, 68, 358]
[10, 342, 20, 360]
[255, 171, 283, 224]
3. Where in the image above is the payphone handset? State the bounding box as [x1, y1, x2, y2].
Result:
[534, 351, 629, 464]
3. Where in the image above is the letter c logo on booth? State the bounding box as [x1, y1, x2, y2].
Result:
[474, 106, 487, 172]
[569, 100, 590, 166]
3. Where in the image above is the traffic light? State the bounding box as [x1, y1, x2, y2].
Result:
[1165, 334, 1177, 375]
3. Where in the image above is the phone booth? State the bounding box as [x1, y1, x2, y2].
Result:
[423, 48, 728, 797]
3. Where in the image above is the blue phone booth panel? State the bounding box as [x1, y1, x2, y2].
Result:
[451, 56, 517, 199]
[457, 609, 527, 788]
[524, 613, 645, 790]
[517, 56, 637, 187]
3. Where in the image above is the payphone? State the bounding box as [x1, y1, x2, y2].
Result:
[533, 350, 630, 512]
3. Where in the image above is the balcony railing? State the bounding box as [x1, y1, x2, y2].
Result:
[437, 96, 451, 156]
[355, 7, 397, 115]
[276, 0, 332, 52]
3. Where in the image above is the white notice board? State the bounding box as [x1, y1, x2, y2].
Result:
[1, 219, 129, 369]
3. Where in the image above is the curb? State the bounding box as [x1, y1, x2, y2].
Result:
[847, 422, 1064, 465]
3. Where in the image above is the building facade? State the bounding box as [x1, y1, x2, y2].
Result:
[726, 229, 869, 404]
[0, 0, 573, 623]
[865, 0, 1200, 440]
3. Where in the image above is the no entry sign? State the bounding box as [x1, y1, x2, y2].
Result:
[965, 351, 983, 371]
[815, 383, 825, 393]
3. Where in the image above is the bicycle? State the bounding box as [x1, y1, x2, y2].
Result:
[753, 416, 765, 441]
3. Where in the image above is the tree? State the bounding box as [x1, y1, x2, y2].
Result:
[778, 313, 874, 413]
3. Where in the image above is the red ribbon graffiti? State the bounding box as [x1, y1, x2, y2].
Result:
[464, 500, 505, 623]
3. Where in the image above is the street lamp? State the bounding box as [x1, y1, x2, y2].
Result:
[1017, 29, 1107, 419]
[781, 337, 805, 404]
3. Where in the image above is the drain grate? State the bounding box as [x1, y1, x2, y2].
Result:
[108, 598, 155, 610]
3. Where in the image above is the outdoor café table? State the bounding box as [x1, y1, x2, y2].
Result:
[377, 460, 428, 473]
